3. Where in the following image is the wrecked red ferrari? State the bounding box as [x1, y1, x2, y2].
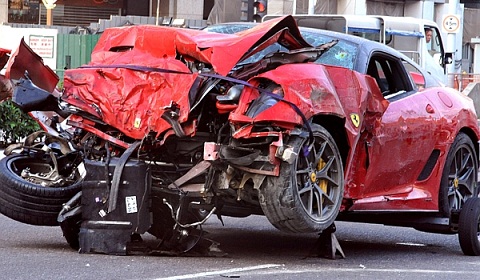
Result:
[0, 15, 479, 256]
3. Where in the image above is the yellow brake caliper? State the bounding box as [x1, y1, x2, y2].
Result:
[310, 158, 327, 198]
[453, 177, 459, 189]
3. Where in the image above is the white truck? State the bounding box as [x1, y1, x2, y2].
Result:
[263, 14, 452, 84]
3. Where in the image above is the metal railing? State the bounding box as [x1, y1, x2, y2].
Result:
[449, 73, 480, 91]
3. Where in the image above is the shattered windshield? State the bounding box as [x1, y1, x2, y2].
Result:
[203, 24, 255, 34]
[204, 24, 357, 70]
[302, 31, 357, 69]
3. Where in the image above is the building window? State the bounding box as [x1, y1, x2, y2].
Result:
[8, 0, 40, 24]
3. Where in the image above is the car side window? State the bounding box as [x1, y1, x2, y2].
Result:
[403, 60, 425, 90]
[367, 59, 388, 94]
[366, 53, 414, 100]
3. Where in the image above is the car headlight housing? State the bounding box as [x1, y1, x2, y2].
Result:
[246, 82, 284, 118]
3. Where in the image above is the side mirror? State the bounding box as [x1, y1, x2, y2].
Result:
[444, 52, 453, 65]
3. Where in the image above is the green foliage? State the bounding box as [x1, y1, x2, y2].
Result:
[0, 100, 40, 146]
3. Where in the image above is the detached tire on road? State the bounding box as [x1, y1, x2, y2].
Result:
[0, 154, 82, 226]
[259, 124, 344, 233]
[458, 197, 480, 256]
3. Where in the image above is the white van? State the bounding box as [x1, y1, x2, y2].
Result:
[263, 14, 452, 83]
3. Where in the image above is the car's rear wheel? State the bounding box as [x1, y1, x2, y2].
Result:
[458, 197, 480, 256]
[259, 124, 344, 233]
[439, 133, 478, 217]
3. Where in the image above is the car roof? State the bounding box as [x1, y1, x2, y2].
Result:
[204, 22, 390, 49]
[204, 22, 439, 86]
[298, 26, 407, 71]
[204, 22, 413, 64]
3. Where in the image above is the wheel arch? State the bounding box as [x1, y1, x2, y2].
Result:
[436, 127, 480, 218]
[311, 114, 349, 169]
[459, 126, 480, 165]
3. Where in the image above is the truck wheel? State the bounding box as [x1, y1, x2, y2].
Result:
[458, 197, 480, 256]
[438, 133, 478, 217]
[0, 154, 82, 226]
[259, 124, 344, 233]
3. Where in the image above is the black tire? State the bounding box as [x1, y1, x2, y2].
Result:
[58, 191, 82, 250]
[60, 215, 81, 250]
[0, 154, 82, 226]
[438, 133, 478, 217]
[259, 124, 344, 233]
[458, 197, 480, 256]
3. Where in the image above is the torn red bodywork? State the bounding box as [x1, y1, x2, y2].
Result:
[0, 48, 12, 102]
[6, 39, 58, 92]
[61, 16, 314, 140]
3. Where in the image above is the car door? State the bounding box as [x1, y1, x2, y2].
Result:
[357, 52, 441, 200]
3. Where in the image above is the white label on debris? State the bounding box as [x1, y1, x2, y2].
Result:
[125, 196, 138, 214]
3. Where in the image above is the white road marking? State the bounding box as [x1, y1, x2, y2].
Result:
[152, 265, 480, 280]
[395, 242, 427, 247]
[154, 264, 282, 280]
[243, 267, 480, 276]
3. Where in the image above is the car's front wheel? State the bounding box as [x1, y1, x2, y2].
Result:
[259, 124, 344, 233]
[0, 153, 83, 226]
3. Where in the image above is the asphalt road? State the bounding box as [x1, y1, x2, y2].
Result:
[1, 212, 480, 280]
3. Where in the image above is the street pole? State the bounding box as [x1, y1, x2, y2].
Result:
[156, 0, 160, 25]
[46, 8, 52, 25]
[446, 0, 459, 87]
[42, 0, 57, 26]
[308, 0, 315, 15]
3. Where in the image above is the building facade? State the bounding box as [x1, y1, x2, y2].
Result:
[0, 0, 212, 26]
[1, 1, 478, 28]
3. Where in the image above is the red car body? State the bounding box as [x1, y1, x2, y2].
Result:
[56, 17, 479, 213]
[0, 15, 479, 255]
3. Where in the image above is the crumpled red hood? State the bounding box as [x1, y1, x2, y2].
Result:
[62, 16, 312, 140]
[88, 16, 310, 76]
